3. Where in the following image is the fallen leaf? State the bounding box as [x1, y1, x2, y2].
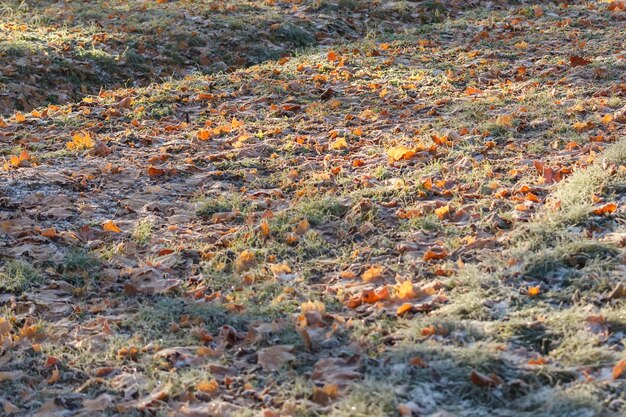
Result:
[387, 146, 416, 161]
[593, 202, 617, 215]
[257, 345, 295, 370]
[469, 370, 501, 388]
[570, 55, 592, 67]
[362, 265, 383, 282]
[235, 250, 256, 273]
[103, 220, 122, 233]
[613, 358, 626, 380]
[196, 379, 220, 394]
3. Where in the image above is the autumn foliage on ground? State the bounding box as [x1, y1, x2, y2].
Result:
[2, 1, 626, 416]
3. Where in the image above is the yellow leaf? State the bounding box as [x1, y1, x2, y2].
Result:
[67, 131, 94, 151]
[235, 250, 256, 273]
[387, 146, 416, 162]
[270, 263, 292, 276]
[362, 265, 383, 282]
[330, 137, 348, 150]
[14, 112, 26, 123]
[231, 117, 244, 129]
[514, 41, 528, 50]
[434, 205, 450, 220]
[395, 280, 416, 300]
[573, 121, 595, 133]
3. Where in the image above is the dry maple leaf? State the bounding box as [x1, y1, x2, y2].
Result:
[312, 357, 361, 387]
[7, 149, 30, 169]
[147, 166, 167, 177]
[67, 131, 94, 151]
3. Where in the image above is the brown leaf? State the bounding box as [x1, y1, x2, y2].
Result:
[257, 345, 295, 370]
[469, 370, 501, 388]
[570, 55, 592, 67]
[311, 383, 339, 405]
[311, 357, 361, 387]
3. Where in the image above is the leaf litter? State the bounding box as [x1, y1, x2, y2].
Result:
[1, 1, 626, 416]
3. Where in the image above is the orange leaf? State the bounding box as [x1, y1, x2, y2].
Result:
[396, 303, 414, 316]
[612, 358, 626, 380]
[197, 130, 211, 140]
[362, 286, 390, 303]
[528, 357, 547, 365]
[196, 379, 220, 394]
[464, 86, 483, 96]
[40, 227, 57, 238]
[593, 202, 617, 215]
[528, 286, 540, 297]
[103, 220, 122, 233]
[409, 356, 427, 367]
[147, 166, 167, 177]
[421, 325, 436, 337]
[423, 248, 448, 261]
[327, 50, 339, 62]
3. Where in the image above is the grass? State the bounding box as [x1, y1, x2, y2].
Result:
[0, 260, 40, 292]
[1, 1, 626, 416]
[132, 218, 154, 246]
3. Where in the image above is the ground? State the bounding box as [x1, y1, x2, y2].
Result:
[1, 1, 626, 417]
